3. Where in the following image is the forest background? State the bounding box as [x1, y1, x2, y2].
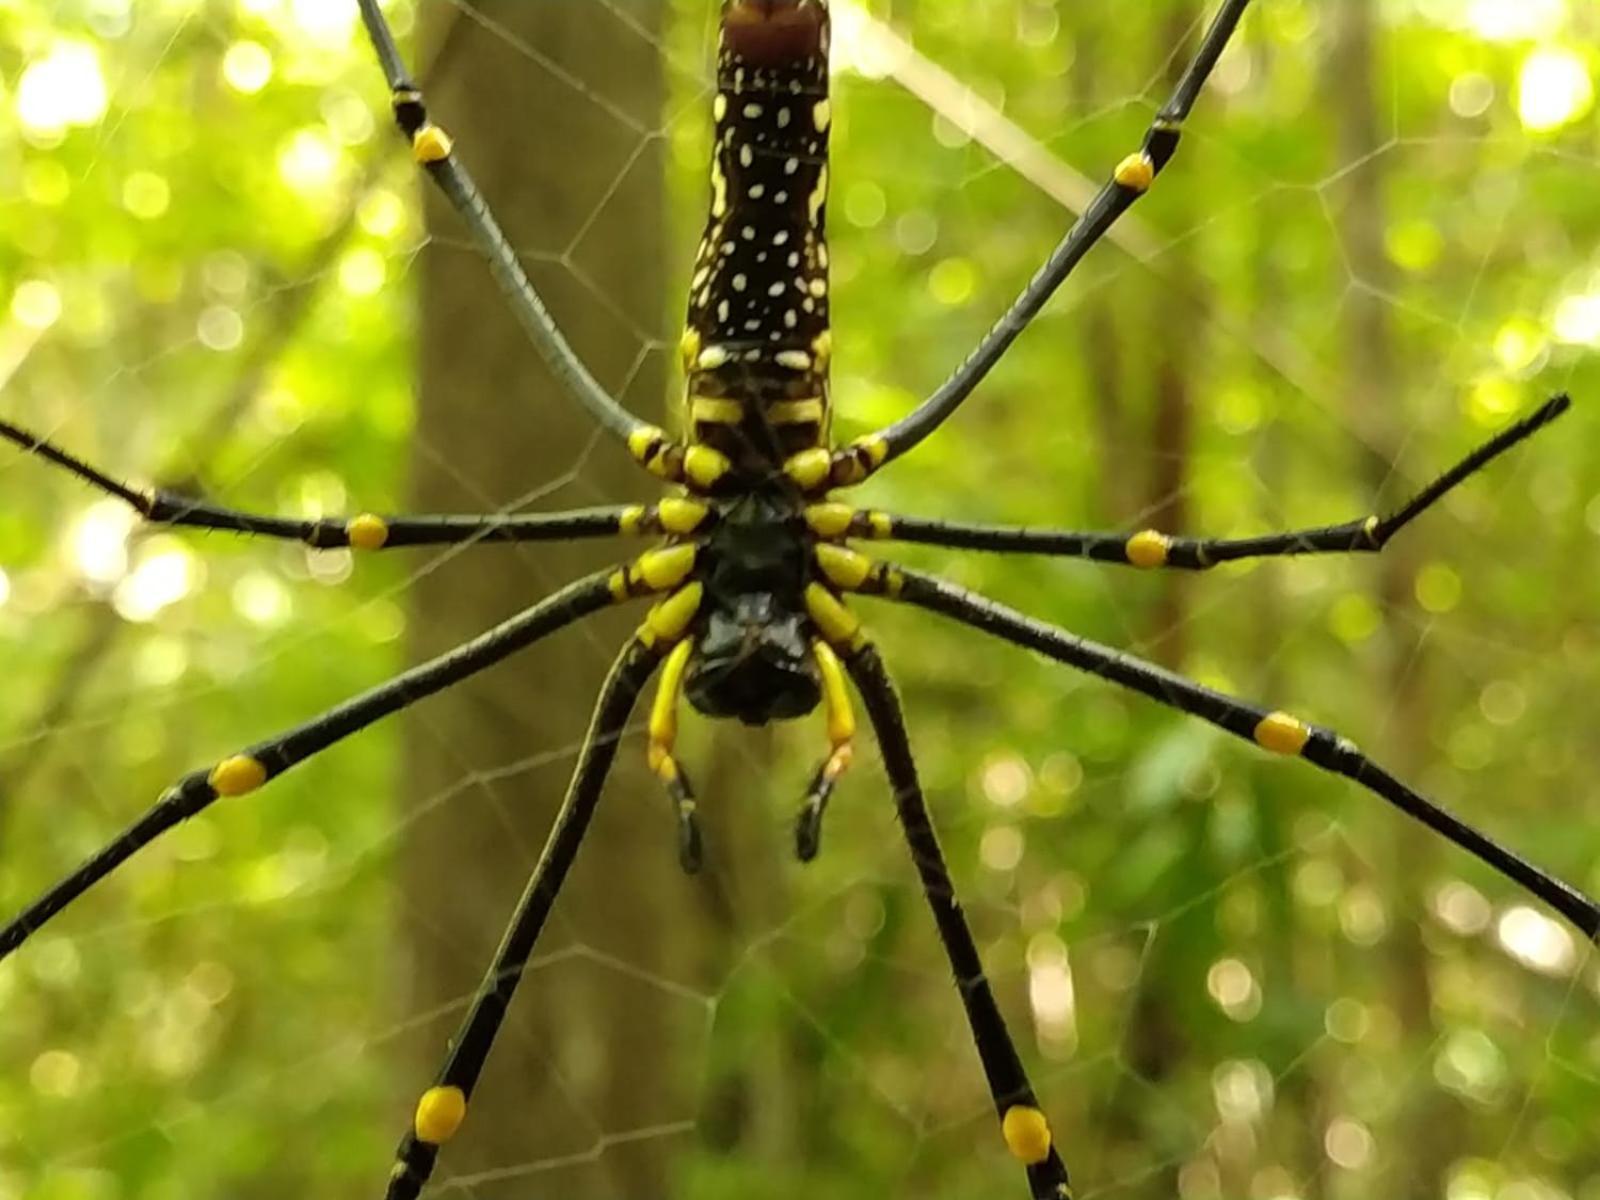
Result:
[1, 1, 1598, 1198]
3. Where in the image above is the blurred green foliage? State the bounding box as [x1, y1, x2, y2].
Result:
[1, 1, 1598, 1198]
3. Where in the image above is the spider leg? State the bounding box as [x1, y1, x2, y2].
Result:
[0, 551, 705, 962]
[828, 623, 1072, 1200]
[808, 394, 1570, 568]
[353, 0, 679, 475]
[850, 563, 1600, 942]
[814, 0, 1253, 489]
[796, 639, 856, 862]
[646, 637, 705, 873]
[0, 421, 718, 549]
[385, 637, 664, 1200]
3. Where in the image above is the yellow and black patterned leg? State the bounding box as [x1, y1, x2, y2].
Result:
[648, 638, 704, 873]
[386, 639, 663, 1200]
[811, 395, 1571, 569]
[803, 579, 1073, 1199]
[886, 565, 1600, 943]
[795, 640, 855, 861]
[355, 0, 659, 454]
[0, 568, 634, 963]
[385, 581, 705, 1198]
[790, 0, 1253, 489]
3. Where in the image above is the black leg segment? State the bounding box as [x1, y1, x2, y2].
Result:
[849, 645, 1073, 1200]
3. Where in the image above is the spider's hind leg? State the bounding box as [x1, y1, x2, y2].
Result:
[804, 580, 1073, 1198]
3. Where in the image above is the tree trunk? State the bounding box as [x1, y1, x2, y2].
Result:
[395, 5, 684, 1197]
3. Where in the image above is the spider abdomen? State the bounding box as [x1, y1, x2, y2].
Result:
[681, 0, 833, 477]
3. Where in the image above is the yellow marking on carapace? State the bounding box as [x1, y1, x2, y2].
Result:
[804, 583, 864, 651]
[414, 1086, 468, 1145]
[812, 329, 833, 366]
[1113, 152, 1154, 192]
[785, 447, 832, 491]
[691, 396, 744, 425]
[620, 505, 647, 536]
[637, 544, 699, 592]
[209, 755, 267, 797]
[412, 125, 453, 164]
[1254, 711, 1311, 756]
[1001, 1105, 1052, 1166]
[697, 344, 732, 371]
[1125, 529, 1171, 568]
[775, 350, 812, 371]
[684, 445, 731, 490]
[769, 398, 825, 425]
[648, 639, 692, 776]
[814, 99, 832, 132]
[714, 94, 727, 123]
[804, 503, 855, 539]
[815, 544, 873, 592]
[642, 583, 704, 647]
[813, 641, 855, 746]
[679, 327, 702, 371]
[346, 513, 390, 551]
[658, 497, 711, 535]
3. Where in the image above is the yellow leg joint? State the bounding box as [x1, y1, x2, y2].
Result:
[637, 544, 698, 592]
[804, 583, 864, 652]
[657, 497, 711, 535]
[814, 641, 855, 747]
[785, 447, 832, 492]
[1113, 151, 1154, 192]
[1254, 711, 1311, 756]
[815, 544, 873, 592]
[628, 425, 683, 481]
[1002, 1105, 1053, 1166]
[649, 640, 692, 777]
[412, 125, 454, 164]
[414, 1086, 468, 1145]
[684, 445, 732, 490]
[1125, 529, 1171, 568]
[209, 755, 266, 797]
[620, 505, 648, 536]
[641, 583, 704, 648]
[346, 513, 389, 550]
[804, 503, 856, 539]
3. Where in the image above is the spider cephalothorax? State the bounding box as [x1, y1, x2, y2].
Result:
[1, 3, 1593, 1199]
[687, 489, 820, 725]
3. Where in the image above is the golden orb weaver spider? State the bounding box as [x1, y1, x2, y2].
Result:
[1, 1, 1596, 1196]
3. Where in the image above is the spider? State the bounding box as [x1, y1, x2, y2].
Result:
[2, 1, 1596, 1197]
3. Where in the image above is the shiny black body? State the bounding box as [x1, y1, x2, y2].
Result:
[686, 488, 819, 723]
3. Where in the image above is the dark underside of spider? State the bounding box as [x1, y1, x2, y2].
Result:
[672, 0, 835, 726]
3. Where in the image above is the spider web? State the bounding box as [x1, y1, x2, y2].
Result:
[1, 1, 1598, 1198]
